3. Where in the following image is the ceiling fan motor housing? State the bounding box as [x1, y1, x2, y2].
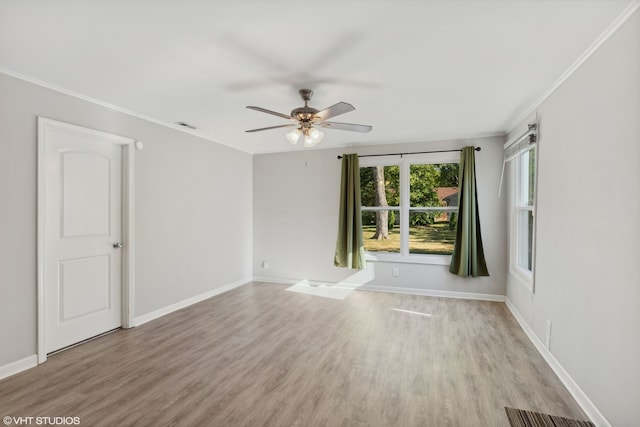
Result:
[291, 106, 318, 122]
[291, 89, 317, 122]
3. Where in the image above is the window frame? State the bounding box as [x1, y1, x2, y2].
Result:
[509, 145, 537, 291]
[360, 152, 460, 265]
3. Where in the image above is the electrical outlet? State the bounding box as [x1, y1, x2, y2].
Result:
[392, 268, 399, 277]
[262, 261, 269, 269]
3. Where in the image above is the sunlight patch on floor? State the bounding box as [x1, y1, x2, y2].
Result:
[285, 265, 374, 300]
[286, 280, 359, 300]
[390, 308, 432, 317]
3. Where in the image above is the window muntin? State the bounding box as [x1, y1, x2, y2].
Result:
[359, 154, 459, 260]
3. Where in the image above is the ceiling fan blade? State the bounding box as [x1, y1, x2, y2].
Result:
[245, 124, 297, 133]
[319, 121, 372, 133]
[314, 102, 355, 121]
[246, 106, 293, 120]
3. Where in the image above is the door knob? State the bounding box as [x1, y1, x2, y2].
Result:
[113, 242, 123, 249]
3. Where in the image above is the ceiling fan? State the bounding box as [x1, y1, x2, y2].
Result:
[245, 89, 372, 147]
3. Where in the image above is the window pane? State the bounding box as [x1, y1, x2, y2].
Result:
[527, 149, 536, 206]
[520, 149, 536, 206]
[516, 210, 534, 271]
[362, 210, 400, 253]
[360, 166, 400, 207]
[408, 210, 457, 255]
[409, 163, 459, 208]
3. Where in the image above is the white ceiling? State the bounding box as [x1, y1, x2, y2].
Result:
[0, 0, 635, 154]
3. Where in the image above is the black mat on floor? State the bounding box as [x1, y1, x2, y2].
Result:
[505, 407, 595, 427]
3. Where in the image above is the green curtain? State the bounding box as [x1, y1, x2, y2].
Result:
[449, 146, 489, 277]
[334, 154, 366, 269]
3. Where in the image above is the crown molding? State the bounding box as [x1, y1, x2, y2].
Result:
[0, 67, 252, 154]
[506, 1, 640, 134]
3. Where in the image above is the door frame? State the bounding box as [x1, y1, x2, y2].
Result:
[37, 117, 136, 363]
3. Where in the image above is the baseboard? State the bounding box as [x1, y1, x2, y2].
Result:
[134, 277, 252, 326]
[504, 298, 611, 427]
[360, 284, 505, 302]
[0, 354, 38, 381]
[253, 276, 505, 302]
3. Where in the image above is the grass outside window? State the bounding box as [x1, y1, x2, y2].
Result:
[362, 222, 456, 255]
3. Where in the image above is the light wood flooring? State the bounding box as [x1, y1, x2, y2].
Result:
[0, 282, 588, 426]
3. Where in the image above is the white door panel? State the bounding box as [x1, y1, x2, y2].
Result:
[61, 151, 111, 237]
[59, 255, 111, 321]
[43, 124, 123, 353]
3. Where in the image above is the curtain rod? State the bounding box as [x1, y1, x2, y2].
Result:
[336, 146, 480, 160]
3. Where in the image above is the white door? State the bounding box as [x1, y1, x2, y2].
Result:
[42, 121, 123, 353]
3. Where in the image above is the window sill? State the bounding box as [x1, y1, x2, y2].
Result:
[509, 265, 533, 293]
[365, 253, 451, 266]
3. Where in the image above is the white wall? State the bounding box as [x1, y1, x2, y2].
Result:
[253, 136, 507, 298]
[0, 72, 253, 367]
[506, 8, 640, 427]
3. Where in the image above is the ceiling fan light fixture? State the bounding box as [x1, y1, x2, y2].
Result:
[303, 134, 314, 147]
[286, 128, 302, 145]
[303, 129, 323, 147]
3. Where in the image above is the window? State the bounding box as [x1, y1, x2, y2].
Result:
[360, 153, 459, 263]
[511, 146, 536, 278]
[360, 164, 401, 253]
